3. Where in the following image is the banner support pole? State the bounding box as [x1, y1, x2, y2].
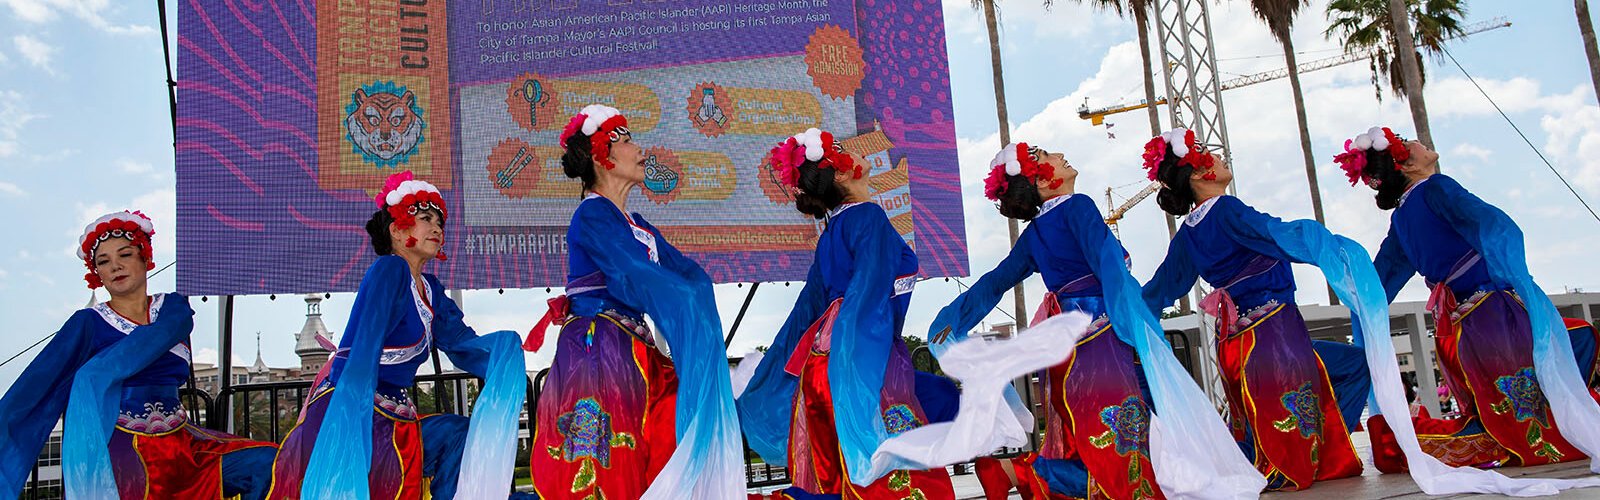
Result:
[217, 295, 235, 433]
[724, 282, 762, 348]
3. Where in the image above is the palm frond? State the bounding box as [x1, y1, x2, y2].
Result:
[1248, 0, 1310, 41]
[1322, 0, 1463, 95]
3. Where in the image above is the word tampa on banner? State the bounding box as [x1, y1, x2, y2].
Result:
[176, 0, 965, 295]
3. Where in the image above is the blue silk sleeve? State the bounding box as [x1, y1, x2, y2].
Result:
[1421, 176, 1600, 468]
[572, 206, 744, 498]
[1374, 227, 1415, 303]
[1213, 199, 1371, 350]
[1068, 197, 1269, 495]
[429, 279, 485, 378]
[302, 256, 411, 499]
[1141, 235, 1198, 316]
[639, 217, 714, 286]
[830, 209, 902, 486]
[1210, 197, 1307, 264]
[927, 234, 1034, 356]
[0, 311, 97, 496]
[421, 276, 529, 498]
[1062, 196, 1144, 349]
[736, 261, 826, 465]
[62, 295, 195, 498]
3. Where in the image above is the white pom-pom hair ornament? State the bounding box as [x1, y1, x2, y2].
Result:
[1161, 128, 1191, 157]
[1366, 127, 1389, 151]
[1352, 133, 1373, 151]
[792, 128, 827, 162]
[384, 179, 441, 207]
[1344, 126, 1402, 153]
[579, 104, 623, 136]
[991, 143, 1023, 176]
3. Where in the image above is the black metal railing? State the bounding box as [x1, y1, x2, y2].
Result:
[208, 371, 540, 445]
[213, 379, 310, 442]
[744, 445, 791, 488]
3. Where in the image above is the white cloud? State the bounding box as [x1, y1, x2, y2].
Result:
[65, 200, 109, 257]
[191, 347, 249, 367]
[0, 181, 25, 197]
[0, 90, 42, 158]
[29, 148, 74, 162]
[1450, 143, 1493, 163]
[1540, 101, 1600, 196]
[0, 48, 9, 64]
[72, 191, 177, 262]
[133, 190, 177, 256]
[116, 158, 154, 175]
[1, 0, 49, 22]
[73, 201, 109, 228]
[0, 89, 33, 158]
[23, 270, 54, 287]
[2, 0, 155, 35]
[12, 34, 55, 75]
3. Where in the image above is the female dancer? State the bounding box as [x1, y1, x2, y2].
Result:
[270, 171, 527, 499]
[0, 211, 276, 499]
[523, 104, 742, 499]
[738, 128, 956, 499]
[930, 143, 1261, 499]
[1138, 128, 1372, 491]
[1334, 127, 1600, 472]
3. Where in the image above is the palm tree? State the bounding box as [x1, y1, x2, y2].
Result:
[974, 0, 1032, 331]
[1246, 2, 1324, 219]
[1576, 0, 1600, 104]
[1248, 0, 1339, 304]
[1325, 0, 1467, 148]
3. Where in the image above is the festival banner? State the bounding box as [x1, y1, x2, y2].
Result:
[176, 0, 964, 294]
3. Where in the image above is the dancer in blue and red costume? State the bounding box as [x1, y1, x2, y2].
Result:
[932, 143, 1262, 500]
[738, 128, 956, 499]
[269, 172, 527, 499]
[523, 104, 743, 499]
[1138, 129, 1372, 491]
[1142, 129, 1600, 496]
[1333, 126, 1600, 473]
[0, 210, 276, 499]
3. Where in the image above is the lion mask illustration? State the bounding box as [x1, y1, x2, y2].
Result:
[345, 89, 425, 164]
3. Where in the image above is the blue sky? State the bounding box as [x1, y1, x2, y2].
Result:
[4, 0, 1600, 389]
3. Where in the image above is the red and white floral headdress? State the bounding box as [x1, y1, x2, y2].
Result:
[77, 210, 155, 288]
[559, 104, 631, 170]
[984, 142, 1061, 200]
[376, 170, 449, 260]
[768, 128, 861, 190]
[1142, 127, 1217, 182]
[1333, 126, 1410, 186]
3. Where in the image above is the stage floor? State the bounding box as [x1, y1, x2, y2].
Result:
[946, 432, 1600, 499]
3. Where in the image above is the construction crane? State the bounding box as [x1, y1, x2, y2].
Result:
[1078, 17, 1511, 125]
[1104, 182, 1160, 238]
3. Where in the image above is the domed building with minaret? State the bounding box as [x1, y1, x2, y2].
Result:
[194, 293, 338, 394]
[294, 293, 335, 375]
